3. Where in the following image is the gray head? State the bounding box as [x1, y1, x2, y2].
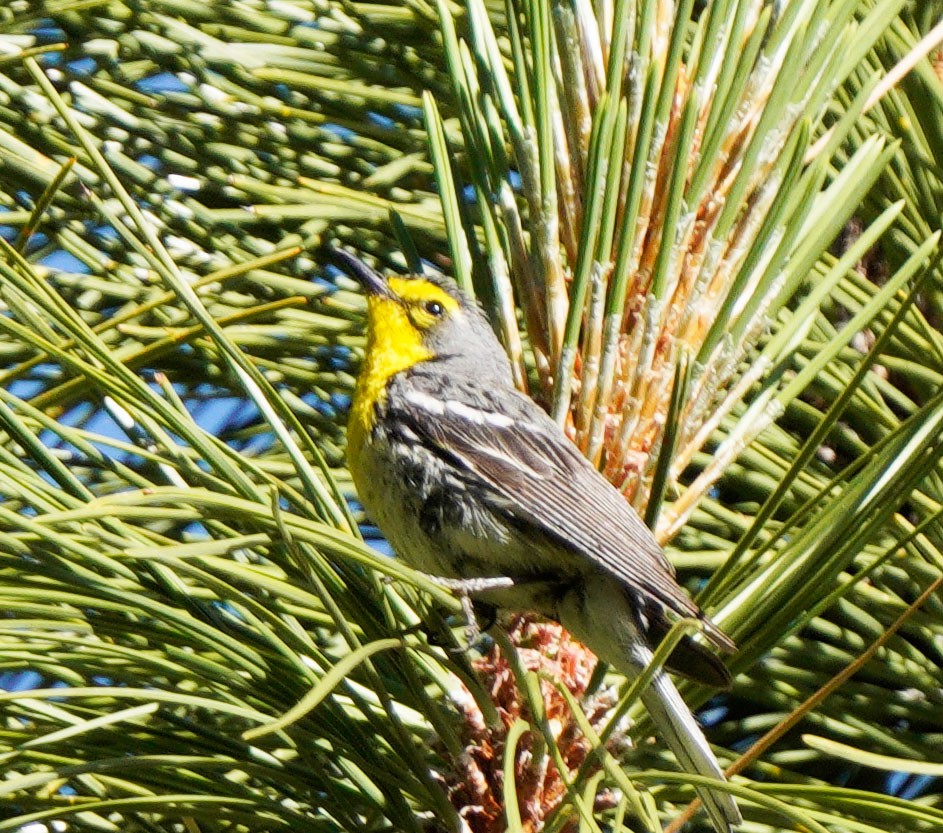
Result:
[331, 249, 515, 388]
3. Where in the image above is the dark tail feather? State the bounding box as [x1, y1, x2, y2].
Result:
[665, 632, 734, 689]
[557, 576, 742, 831]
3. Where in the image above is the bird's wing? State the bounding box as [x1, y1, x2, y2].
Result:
[387, 373, 713, 633]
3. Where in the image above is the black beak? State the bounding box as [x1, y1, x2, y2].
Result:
[330, 248, 396, 300]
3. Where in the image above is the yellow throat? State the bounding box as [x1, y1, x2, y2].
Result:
[347, 276, 460, 471]
[348, 292, 432, 443]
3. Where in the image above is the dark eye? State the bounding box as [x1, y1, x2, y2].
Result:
[424, 300, 444, 317]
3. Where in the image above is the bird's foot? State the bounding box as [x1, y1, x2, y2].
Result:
[427, 575, 514, 643]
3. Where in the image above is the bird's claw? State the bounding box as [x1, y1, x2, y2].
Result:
[427, 575, 514, 644]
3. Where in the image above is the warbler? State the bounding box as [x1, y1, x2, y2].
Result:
[335, 249, 742, 832]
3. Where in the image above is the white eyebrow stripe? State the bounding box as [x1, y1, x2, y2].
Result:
[403, 389, 515, 429]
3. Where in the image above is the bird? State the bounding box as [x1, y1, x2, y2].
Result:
[334, 248, 742, 832]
